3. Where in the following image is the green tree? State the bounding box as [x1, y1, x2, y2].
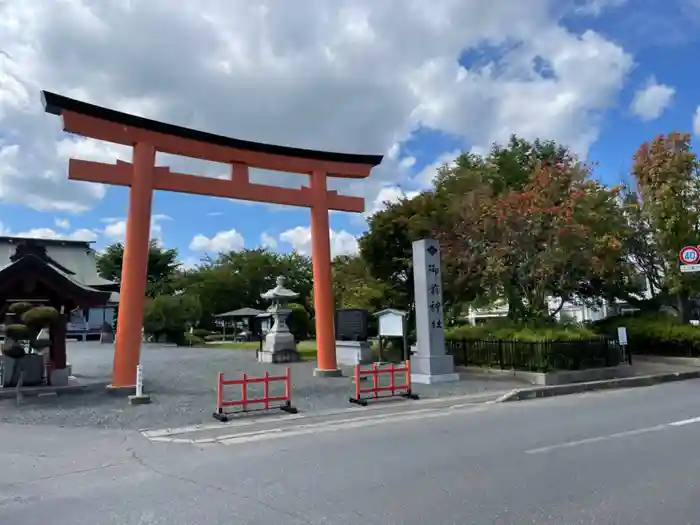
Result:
[434, 135, 572, 197]
[332, 255, 388, 310]
[180, 249, 313, 328]
[287, 303, 311, 341]
[142, 294, 202, 344]
[359, 192, 443, 314]
[96, 241, 181, 297]
[439, 143, 635, 321]
[630, 132, 700, 321]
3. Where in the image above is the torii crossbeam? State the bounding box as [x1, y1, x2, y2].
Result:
[42, 91, 383, 388]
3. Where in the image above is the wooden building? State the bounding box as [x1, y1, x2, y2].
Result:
[0, 237, 119, 340]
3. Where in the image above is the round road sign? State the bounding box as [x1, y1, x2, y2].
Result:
[680, 246, 700, 264]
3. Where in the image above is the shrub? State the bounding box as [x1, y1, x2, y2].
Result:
[2, 343, 26, 359]
[444, 321, 600, 342]
[287, 303, 311, 341]
[22, 306, 59, 330]
[185, 333, 205, 346]
[143, 294, 202, 344]
[593, 313, 700, 357]
[4, 323, 29, 340]
[192, 328, 211, 339]
[8, 302, 32, 316]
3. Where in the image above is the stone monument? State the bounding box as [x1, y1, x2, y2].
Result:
[100, 322, 115, 344]
[335, 308, 372, 366]
[257, 276, 301, 363]
[410, 239, 459, 384]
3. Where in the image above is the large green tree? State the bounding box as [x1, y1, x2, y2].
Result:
[361, 135, 637, 323]
[180, 249, 313, 328]
[143, 293, 202, 344]
[435, 135, 572, 197]
[358, 191, 444, 314]
[332, 255, 388, 310]
[440, 156, 635, 321]
[629, 131, 700, 321]
[96, 240, 181, 297]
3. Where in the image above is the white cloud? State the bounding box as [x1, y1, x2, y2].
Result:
[279, 226, 359, 257]
[0, 0, 634, 217]
[693, 106, 700, 137]
[0, 222, 98, 242]
[368, 186, 421, 216]
[413, 150, 461, 189]
[180, 256, 203, 270]
[575, 0, 628, 16]
[207, 212, 224, 217]
[189, 229, 245, 252]
[260, 232, 278, 250]
[101, 214, 172, 244]
[363, 150, 459, 216]
[54, 217, 70, 229]
[630, 76, 675, 121]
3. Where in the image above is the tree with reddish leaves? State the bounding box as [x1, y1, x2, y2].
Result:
[440, 150, 633, 322]
[630, 132, 700, 322]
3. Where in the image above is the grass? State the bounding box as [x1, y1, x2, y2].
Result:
[209, 340, 319, 360]
[206, 339, 406, 363]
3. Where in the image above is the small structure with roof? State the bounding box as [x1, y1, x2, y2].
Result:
[0, 236, 119, 341]
[0, 238, 112, 386]
[214, 307, 270, 341]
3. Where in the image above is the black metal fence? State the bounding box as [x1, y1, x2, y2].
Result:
[445, 338, 628, 373]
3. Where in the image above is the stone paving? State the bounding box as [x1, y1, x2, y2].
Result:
[0, 342, 527, 430]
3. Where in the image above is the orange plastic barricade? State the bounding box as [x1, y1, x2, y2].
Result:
[213, 367, 298, 422]
[349, 360, 419, 406]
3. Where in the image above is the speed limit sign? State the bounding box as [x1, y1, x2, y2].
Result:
[679, 246, 700, 264]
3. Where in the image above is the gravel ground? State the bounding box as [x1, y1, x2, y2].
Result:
[0, 342, 525, 430]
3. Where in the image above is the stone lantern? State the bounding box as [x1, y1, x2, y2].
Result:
[257, 276, 300, 363]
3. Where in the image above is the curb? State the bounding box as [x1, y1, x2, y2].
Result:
[497, 370, 700, 402]
[0, 381, 109, 400]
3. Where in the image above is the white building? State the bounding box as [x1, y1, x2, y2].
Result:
[0, 236, 119, 339]
[466, 277, 654, 324]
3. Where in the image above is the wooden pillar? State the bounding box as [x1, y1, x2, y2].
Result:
[50, 313, 68, 370]
[111, 142, 155, 388]
[309, 170, 339, 376]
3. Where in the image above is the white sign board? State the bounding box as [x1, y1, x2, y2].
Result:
[680, 264, 700, 273]
[617, 326, 628, 346]
[378, 312, 405, 337]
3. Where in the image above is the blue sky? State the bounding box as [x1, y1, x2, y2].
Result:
[0, 0, 697, 266]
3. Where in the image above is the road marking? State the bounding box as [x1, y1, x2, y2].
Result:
[219, 406, 490, 445]
[140, 414, 306, 439]
[143, 403, 492, 445]
[140, 392, 511, 440]
[668, 416, 700, 427]
[526, 416, 700, 454]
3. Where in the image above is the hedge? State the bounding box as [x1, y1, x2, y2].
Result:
[444, 323, 601, 342]
[442, 322, 620, 372]
[593, 313, 700, 357]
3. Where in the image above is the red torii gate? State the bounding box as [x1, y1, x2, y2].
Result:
[42, 91, 383, 389]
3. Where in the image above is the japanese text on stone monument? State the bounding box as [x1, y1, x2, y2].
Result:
[426, 254, 443, 331]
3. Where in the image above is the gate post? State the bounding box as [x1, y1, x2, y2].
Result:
[111, 142, 155, 389]
[310, 170, 339, 376]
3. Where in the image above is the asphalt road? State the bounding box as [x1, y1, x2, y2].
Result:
[2, 380, 700, 524]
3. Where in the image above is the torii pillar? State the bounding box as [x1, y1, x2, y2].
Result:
[41, 90, 383, 388]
